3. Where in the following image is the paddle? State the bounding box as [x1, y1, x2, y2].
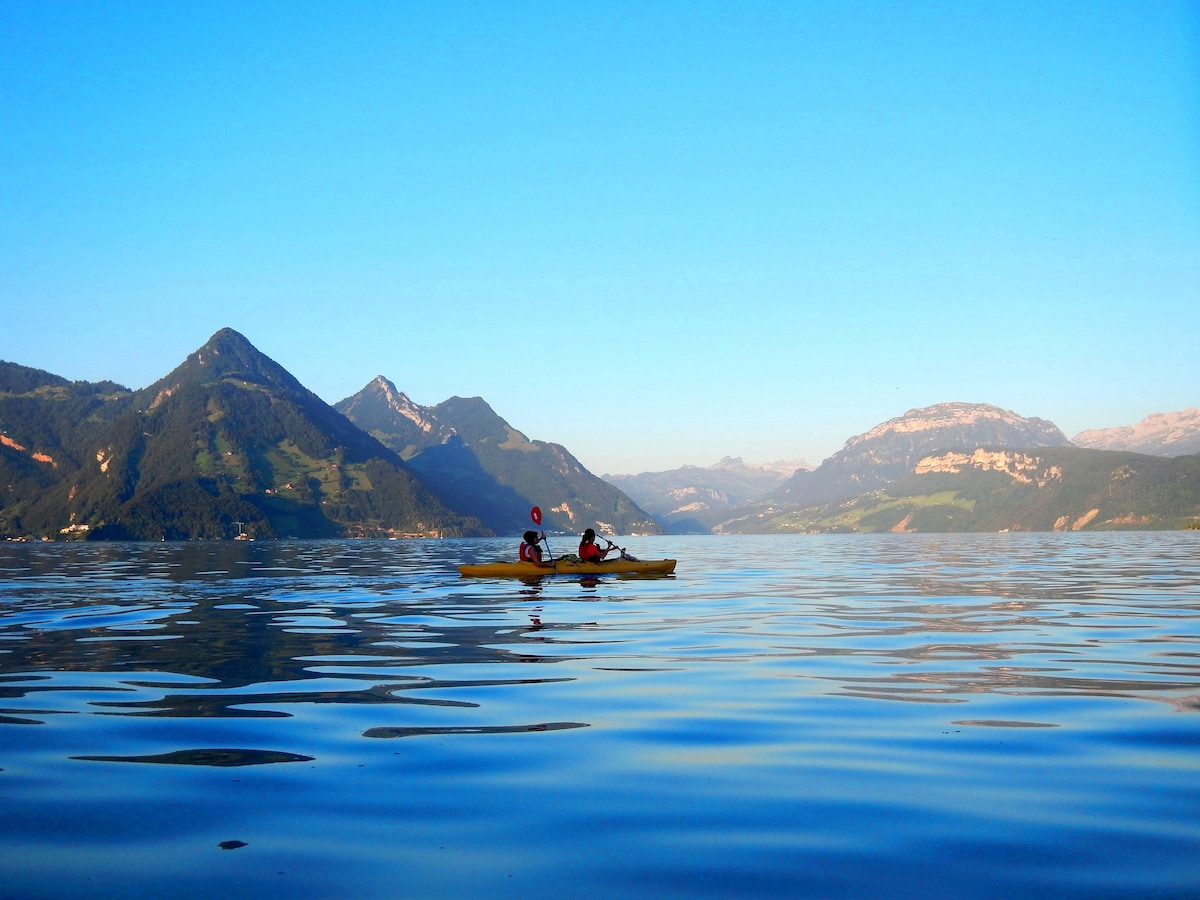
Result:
[530, 506, 554, 561]
[599, 532, 638, 561]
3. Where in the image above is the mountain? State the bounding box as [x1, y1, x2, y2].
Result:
[1072, 408, 1200, 457]
[719, 446, 1200, 534]
[335, 376, 662, 536]
[702, 401, 1200, 534]
[0, 362, 133, 534]
[776, 402, 1072, 509]
[5, 336, 1196, 538]
[333, 376, 443, 457]
[1, 330, 483, 540]
[603, 456, 811, 532]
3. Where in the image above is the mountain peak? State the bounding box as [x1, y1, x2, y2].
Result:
[191, 327, 270, 371]
[849, 402, 1067, 449]
[202, 326, 254, 352]
[146, 328, 310, 399]
[340, 377, 436, 437]
[1072, 407, 1200, 456]
[778, 401, 1072, 507]
[367, 376, 418, 411]
[336, 385, 660, 534]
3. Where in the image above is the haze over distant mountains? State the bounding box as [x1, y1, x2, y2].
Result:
[2, 327, 1197, 539]
[604, 457, 812, 533]
[608, 403, 1200, 534]
[1071, 408, 1200, 457]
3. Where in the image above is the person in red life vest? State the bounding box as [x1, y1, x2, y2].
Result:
[520, 531, 552, 567]
[578, 528, 611, 562]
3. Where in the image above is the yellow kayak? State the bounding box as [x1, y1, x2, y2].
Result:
[458, 557, 676, 578]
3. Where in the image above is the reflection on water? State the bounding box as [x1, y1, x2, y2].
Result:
[1, 534, 1198, 899]
[73, 748, 316, 766]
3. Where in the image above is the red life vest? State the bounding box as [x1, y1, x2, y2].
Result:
[520, 541, 541, 563]
[579, 541, 602, 561]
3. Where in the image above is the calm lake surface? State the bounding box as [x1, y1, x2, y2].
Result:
[1, 533, 1198, 899]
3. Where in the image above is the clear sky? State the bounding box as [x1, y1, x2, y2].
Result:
[2, 1, 1197, 475]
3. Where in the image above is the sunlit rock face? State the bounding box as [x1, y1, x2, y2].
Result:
[1072, 408, 1200, 457]
[915, 449, 1064, 487]
[779, 402, 1072, 505]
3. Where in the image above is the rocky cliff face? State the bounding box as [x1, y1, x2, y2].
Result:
[842, 402, 1069, 458]
[914, 449, 1064, 487]
[1072, 408, 1200, 457]
[778, 402, 1072, 506]
[332, 376, 446, 457]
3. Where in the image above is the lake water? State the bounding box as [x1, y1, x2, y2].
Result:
[1, 533, 1198, 899]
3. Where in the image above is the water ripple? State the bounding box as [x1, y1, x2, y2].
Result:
[0, 533, 1197, 899]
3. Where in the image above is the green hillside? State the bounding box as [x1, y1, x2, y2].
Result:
[723, 448, 1200, 533]
[337, 379, 662, 535]
[6, 341, 1194, 540]
[1, 331, 485, 540]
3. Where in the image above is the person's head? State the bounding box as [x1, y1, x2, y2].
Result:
[582, 528, 596, 543]
[524, 531, 538, 544]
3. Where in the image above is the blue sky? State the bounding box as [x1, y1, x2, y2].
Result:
[2, 1, 1197, 475]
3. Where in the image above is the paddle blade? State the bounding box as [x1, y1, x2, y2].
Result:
[530, 506, 542, 526]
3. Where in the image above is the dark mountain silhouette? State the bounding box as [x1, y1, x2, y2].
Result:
[1, 330, 482, 539]
[0, 362, 132, 532]
[335, 376, 662, 535]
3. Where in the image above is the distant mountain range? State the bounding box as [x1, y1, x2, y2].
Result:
[334, 376, 659, 536]
[0, 329, 659, 540]
[604, 456, 811, 532]
[3, 329, 1197, 538]
[613, 403, 1200, 534]
[776, 402, 1072, 508]
[1071, 408, 1200, 456]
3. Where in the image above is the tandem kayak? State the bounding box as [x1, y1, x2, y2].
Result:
[458, 557, 677, 578]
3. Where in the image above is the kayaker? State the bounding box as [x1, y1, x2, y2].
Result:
[520, 531, 553, 567]
[578, 528, 611, 562]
